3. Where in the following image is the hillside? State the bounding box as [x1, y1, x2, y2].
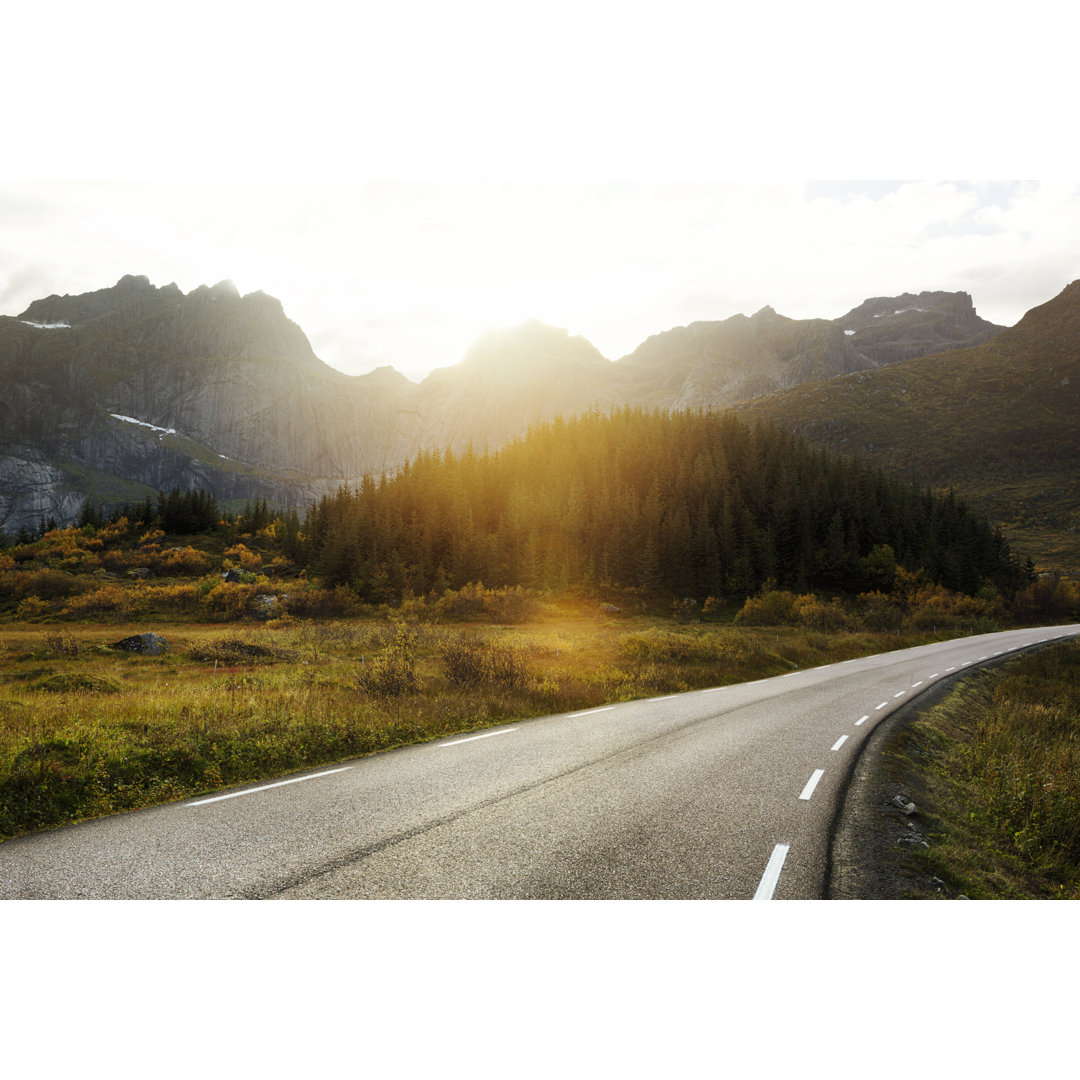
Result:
[1, 275, 1007, 537]
[735, 281, 1080, 572]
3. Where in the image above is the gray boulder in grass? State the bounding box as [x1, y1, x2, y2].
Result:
[112, 633, 171, 655]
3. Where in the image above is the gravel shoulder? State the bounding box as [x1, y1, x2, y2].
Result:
[828, 675, 970, 900]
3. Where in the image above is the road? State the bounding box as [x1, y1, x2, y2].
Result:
[2, 625, 1077, 899]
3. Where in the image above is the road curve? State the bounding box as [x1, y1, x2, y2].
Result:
[2, 625, 1077, 899]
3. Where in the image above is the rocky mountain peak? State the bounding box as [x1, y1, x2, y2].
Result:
[18, 274, 181, 327]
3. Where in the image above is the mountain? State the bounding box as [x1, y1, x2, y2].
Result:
[832, 289, 1003, 366]
[0, 275, 1009, 538]
[734, 281, 1080, 572]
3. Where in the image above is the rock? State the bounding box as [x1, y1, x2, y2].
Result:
[252, 594, 280, 619]
[222, 567, 243, 583]
[111, 632, 170, 655]
[601, 604, 622, 614]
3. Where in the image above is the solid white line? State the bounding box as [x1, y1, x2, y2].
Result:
[188, 767, 352, 806]
[568, 706, 615, 717]
[831, 735, 849, 751]
[799, 769, 825, 800]
[440, 729, 517, 747]
[855, 715, 870, 726]
[875, 701, 888, 710]
[754, 843, 790, 900]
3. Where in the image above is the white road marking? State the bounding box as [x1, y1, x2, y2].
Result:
[911, 681, 923, 688]
[978, 656, 989, 661]
[187, 767, 352, 806]
[701, 687, 727, 693]
[855, 715, 870, 726]
[831, 735, 849, 751]
[646, 694, 679, 702]
[754, 843, 790, 900]
[799, 769, 825, 800]
[929, 673, 940, 679]
[946, 667, 956, 672]
[568, 706, 615, 717]
[440, 729, 518, 747]
[893, 691, 906, 698]
[875, 701, 889, 710]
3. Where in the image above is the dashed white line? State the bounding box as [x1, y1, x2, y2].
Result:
[799, 769, 825, 801]
[187, 766, 352, 806]
[855, 715, 870, 726]
[946, 667, 956, 673]
[754, 843, 790, 900]
[568, 706, 615, 717]
[875, 701, 889, 710]
[911, 681, 924, 688]
[893, 691, 906, 698]
[929, 673, 940, 679]
[440, 728, 518, 747]
[831, 735, 849, 751]
[646, 694, 679, 702]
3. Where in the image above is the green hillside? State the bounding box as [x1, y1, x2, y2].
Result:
[735, 281, 1080, 573]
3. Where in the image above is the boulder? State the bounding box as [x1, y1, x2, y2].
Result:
[112, 632, 170, 655]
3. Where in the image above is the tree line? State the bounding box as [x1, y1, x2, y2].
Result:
[300, 408, 1027, 603]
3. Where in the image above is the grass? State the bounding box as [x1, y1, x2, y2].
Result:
[882, 639, 1080, 899]
[0, 604, 961, 842]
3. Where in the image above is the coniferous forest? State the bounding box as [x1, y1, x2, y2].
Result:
[301, 408, 1025, 602]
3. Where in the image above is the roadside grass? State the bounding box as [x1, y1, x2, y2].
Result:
[0, 609, 962, 842]
[886, 640, 1080, 899]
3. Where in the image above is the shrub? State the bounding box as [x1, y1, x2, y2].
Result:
[357, 624, 418, 696]
[442, 634, 530, 689]
[42, 629, 81, 657]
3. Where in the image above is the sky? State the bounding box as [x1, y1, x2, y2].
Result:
[3, 179, 1079, 383]
[3, 3, 1077, 384]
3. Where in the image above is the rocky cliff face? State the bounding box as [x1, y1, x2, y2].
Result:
[0, 276, 1011, 536]
[833, 290, 1003, 367]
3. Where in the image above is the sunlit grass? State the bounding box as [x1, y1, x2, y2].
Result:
[0, 609, 961, 841]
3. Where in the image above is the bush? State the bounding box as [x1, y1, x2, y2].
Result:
[357, 624, 418, 696]
[442, 634, 530, 689]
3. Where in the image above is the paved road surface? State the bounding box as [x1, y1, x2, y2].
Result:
[2, 625, 1076, 899]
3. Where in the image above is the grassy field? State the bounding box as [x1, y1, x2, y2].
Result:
[882, 639, 1080, 898]
[0, 600, 963, 842]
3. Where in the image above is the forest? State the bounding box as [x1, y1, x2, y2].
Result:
[301, 408, 1026, 603]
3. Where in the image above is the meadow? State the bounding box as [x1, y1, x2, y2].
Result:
[0, 591, 970, 842]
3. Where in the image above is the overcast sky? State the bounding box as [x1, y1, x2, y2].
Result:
[3, 2, 1076, 386]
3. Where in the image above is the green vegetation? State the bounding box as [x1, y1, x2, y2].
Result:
[736, 282, 1080, 573]
[1, 408, 1076, 853]
[0, 606, 998, 843]
[885, 640, 1080, 898]
[303, 408, 1027, 601]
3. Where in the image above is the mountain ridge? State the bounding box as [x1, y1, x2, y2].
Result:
[0, 274, 1020, 547]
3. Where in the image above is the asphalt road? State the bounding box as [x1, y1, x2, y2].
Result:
[3, 625, 1077, 900]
